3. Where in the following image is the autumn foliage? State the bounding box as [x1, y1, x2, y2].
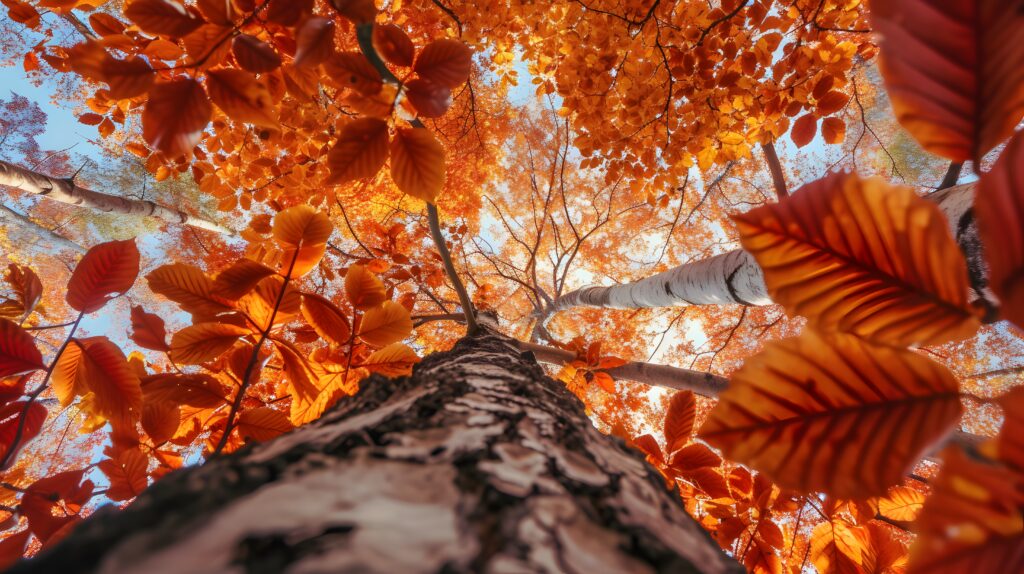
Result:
[0, 0, 1023, 572]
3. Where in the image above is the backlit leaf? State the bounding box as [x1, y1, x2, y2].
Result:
[129, 306, 169, 352]
[0, 264, 42, 323]
[326, 117, 389, 184]
[359, 343, 419, 377]
[147, 263, 234, 320]
[405, 78, 452, 118]
[373, 24, 414, 67]
[124, 0, 202, 38]
[272, 205, 333, 277]
[232, 34, 281, 73]
[141, 398, 180, 444]
[734, 172, 979, 347]
[975, 131, 1024, 330]
[790, 114, 816, 148]
[414, 39, 472, 88]
[170, 322, 249, 364]
[300, 292, 351, 345]
[205, 68, 277, 128]
[998, 387, 1024, 470]
[67, 337, 142, 425]
[876, 486, 925, 522]
[0, 318, 44, 378]
[141, 373, 229, 409]
[822, 117, 845, 144]
[0, 401, 47, 470]
[238, 406, 293, 441]
[699, 330, 962, 498]
[663, 390, 695, 455]
[344, 263, 386, 310]
[390, 127, 445, 203]
[142, 78, 212, 158]
[293, 17, 335, 68]
[66, 239, 140, 313]
[908, 447, 1024, 574]
[322, 52, 383, 96]
[98, 448, 149, 501]
[669, 442, 722, 472]
[810, 520, 871, 574]
[212, 258, 276, 300]
[358, 300, 413, 347]
[871, 0, 1024, 162]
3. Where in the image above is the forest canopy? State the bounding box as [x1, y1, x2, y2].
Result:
[0, 0, 1021, 572]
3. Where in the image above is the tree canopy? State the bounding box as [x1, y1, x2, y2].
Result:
[0, 0, 1022, 572]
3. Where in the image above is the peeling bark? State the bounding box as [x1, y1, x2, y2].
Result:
[552, 183, 991, 313]
[11, 329, 739, 574]
[0, 161, 233, 235]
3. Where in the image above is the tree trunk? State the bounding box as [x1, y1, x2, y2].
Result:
[0, 203, 85, 253]
[0, 161, 234, 235]
[11, 329, 739, 574]
[552, 182, 990, 312]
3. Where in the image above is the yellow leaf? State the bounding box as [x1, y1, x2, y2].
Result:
[238, 407, 293, 441]
[358, 301, 413, 347]
[359, 343, 419, 377]
[876, 486, 926, 522]
[98, 448, 148, 501]
[344, 264, 387, 311]
[272, 205, 332, 277]
[300, 292, 351, 345]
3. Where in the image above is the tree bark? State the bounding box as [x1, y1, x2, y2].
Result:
[0, 161, 234, 235]
[552, 182, 990, 312]
[0, 204, 85, 253]
[11, 329, 739, 574]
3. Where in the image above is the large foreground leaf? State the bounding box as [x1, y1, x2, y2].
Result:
[734, 173, 978, 347]
[700, 330, 961, 498]
[870, 0, 1024, 162]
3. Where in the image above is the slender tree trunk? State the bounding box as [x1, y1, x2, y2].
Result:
[11, 329, 739, 574]
[552, 182, 989, 312]
[0, 161, 234, 235]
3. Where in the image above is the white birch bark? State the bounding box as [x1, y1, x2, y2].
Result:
[0, 160, 234, 235]
[0, 204, 86, 253]
[553, 182, 984, 311]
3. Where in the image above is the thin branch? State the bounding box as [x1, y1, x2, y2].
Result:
[937, 161, 963, 190]
[761, 141, 789, 199]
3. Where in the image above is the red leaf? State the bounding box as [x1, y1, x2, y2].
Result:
[124, 0, 203, 38]
[663, 390, 695, 454]
[327, 117, 389, 184]
[790, 114, 816, 148]
[414, 39, 472, 88]
[66, 239, 140, 313]
[405, 78, 452, 118]
[129, 306, 170, 352]
[0, 318, 44, 378]
[0, 401, 47, 470]
[232, 34, 281, 73]
[142, 78, 212, 158]
[293, 17, 335, 68]
[373, 24, 414, 67]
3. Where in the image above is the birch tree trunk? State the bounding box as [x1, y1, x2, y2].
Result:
[11, 328, 739, 574]
[0, 161, 234, 235]
[0, 204, 85, 253]
[552, 182, 987, 312]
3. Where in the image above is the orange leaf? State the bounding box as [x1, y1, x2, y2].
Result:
[816, 90, 849, 116]
[88, 13, 125, 37]
[821, 116, 845, 144]
[237, 275, 301, 331]
[875, 485, 925, 522]
[669, 442, 722, 472]
[344, 264, 387, 311]
[373, 24, 414, 67]
[390, 127, 445, 203]
[141, 373, 229, 408]
[238, 406, 293, 441]
[266, 0, 311, 26]
[147, 263, 234, 321]
[632, 433, 664, 465]
[142, 78, 212, 158]
[141, 398, 180, 444]
[170, 322, 249, 364]
[0, 401, 47, 470]
[0, 263, 42, 323]
[790, 113, 816, 147]
[663, 390, 695, 454]
[975, 131, 1024, 330]
[212, 258, 276, 300]
[293, 16, 335, 68]
[66, 238, 140, 313]
[322, 52, 382, 96]
[358, 343, 420, 377]
[699, 330, 962, 498]
[300, 292, 352, 345]
[272, 205, 333, 277]
[20, 469, 91, 540]
[232, 34, 281, 73]
[51, 340, 87, 406]
[99, 448, 149, 501]
[2, 0, 39, 28]
[272, 338, 319, 402]
[810, 520, 872, 574]
[124, 0, 202, 38]
[331, 0, 376, 24]
[358, 300, 413, 347]
[64, 337, 142, 424]
[0, 530, 30, 570]
[999, 387, 1024, 470]
[908, 446, 1024, 574]
[0, 318, 44, 378]
[205, 68, 277, 128]
[871, 0, 1024, 162]
[414, 39, 472, 88]
[129, 306, 169, 352]
[327, 117, 389, 184]
[734, 172, 979, 347]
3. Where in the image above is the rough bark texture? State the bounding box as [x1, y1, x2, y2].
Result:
[553, 182, 990, 312]
[11, 329, 738, 574]
[0, 160, 233, 235]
